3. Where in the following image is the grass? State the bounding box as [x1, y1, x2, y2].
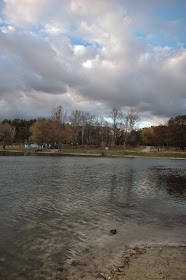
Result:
[0, 146, 38, 153]
[1, 146, 185, 159]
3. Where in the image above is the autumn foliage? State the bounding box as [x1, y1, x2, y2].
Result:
[0, 109, 185, 150]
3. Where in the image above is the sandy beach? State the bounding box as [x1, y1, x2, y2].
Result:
[55, 244, 186, 280]
[109, 245, 186, 280]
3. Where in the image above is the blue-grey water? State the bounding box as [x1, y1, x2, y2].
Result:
[0, 154, 186, 279]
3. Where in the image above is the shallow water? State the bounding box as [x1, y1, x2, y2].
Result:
[0, 155, 185, 279]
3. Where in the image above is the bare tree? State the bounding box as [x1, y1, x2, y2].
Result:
[123, 108, 139, 147]
[109, 108, 123, 146]
[10, 126, 16, 143]
[69, 110, 82, 144]
[99, 121, 111, 147]
[51, 105, 68, 124]
[83, 113, 94, 145]
[80, 112, 87, 145]
[69, 110, 95, 145]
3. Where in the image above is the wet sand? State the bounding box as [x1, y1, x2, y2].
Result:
[109, 245, 186, 280]
[50, 245, 186, 280]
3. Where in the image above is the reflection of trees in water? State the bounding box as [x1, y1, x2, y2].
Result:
[109, 167, 135, 204]
[110, 170, 117, 192]
[124, 168, 135, 201]
[151, 167, 186, 199]
[108, 164, 186, 202]
[109, 169, 117, 203]
[163, 175, 186, 198]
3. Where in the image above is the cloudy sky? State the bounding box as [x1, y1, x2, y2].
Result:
[0, 0, 185, 126]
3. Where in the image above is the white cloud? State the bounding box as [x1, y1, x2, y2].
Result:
[70, 0, 107, 15]
[73, 45, 86, 55]
[0, 25, 14, 33]
[44, 23, 63, 35]
[83, 55, 100, 69]
[0, 0, 185, 124]
[3, 0, 44, 25]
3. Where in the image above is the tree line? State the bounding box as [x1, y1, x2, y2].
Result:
[0, 106, 185, 150]
[140, 115, 186, 150]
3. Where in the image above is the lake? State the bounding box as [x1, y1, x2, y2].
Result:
[0, 154, 186, 279]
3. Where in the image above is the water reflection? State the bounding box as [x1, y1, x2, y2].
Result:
[0, 156, 185, 279]
[149, 167, 186, 199]
[166, 176, 186, 197]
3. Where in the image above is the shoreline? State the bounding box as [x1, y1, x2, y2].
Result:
[1, 149, 186, 160]
[60, 243, 186, 280]
[106, 244, 186, 280]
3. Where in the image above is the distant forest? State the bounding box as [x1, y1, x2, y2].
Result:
[0, 106, 185, 150]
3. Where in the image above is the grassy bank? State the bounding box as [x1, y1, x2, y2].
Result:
[1, 146, 185, 159]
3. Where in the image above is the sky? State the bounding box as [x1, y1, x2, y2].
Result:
[0, 0, 185, 127]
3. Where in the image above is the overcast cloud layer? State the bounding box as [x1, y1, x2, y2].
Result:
[0, 0, 185, 126]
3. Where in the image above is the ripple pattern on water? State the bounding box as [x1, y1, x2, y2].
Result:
[0, 156, 186, 279]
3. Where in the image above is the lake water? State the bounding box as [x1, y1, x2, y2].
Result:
[0, 154, 186, 279]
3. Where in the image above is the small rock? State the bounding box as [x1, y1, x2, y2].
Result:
[128, 245, 135, 249]
[110, 229, 117, 234]
[123, 257, 130, 265]
[116, 265, 124, 269]
[129, 249, 136, 255]
[118, 268, 123, 272]
[113, 267, 118, 272]
[58, 267, 63, 272]
[98, 272, 107, 279]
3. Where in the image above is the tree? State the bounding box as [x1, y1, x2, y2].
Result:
[109, 108, 123, 146]
[51, 105, 68, 124]
[69, 110, 82, 144]
[80, 111, 88, 145]
[2, 119, 36, 144]
[12, 119, 36, 143]
[153, 125, 168, 147]
[29, 118, 52, 144]
[122, 108, 139, 147]
[140, 127, 155, 145]
[0, 123, 16, 145]
[69, 110, 96, 145]
[167, 115, 186, 150]
[101, 121, 112, 147]
[51, 120, 73, 146]
[29, 117, 73, 147]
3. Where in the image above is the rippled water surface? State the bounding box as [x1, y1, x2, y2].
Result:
[0, 155, 186, 279]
